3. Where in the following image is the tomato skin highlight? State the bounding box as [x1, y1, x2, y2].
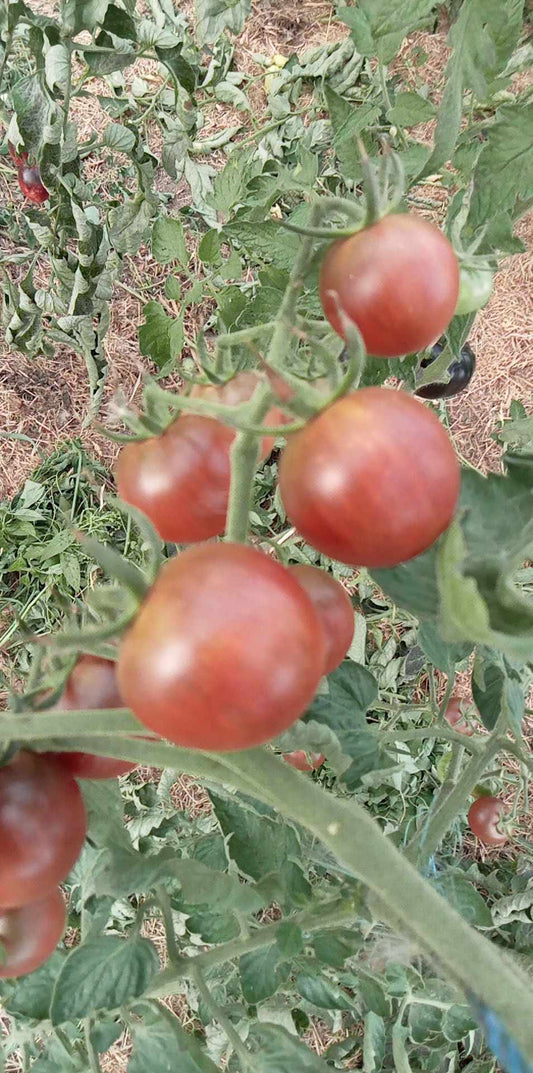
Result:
[284, 750, 325, 772]
[416, 341, 476, 400]
[319, 215, 459, 357]
[279, 388, 460, 569]
[0, 752, 86, 908]
[118, 543, 325, 751]
[0, 889, 66, 978]
[444, 695, 474, 737]
[467, 796, 507, 847]
[117, 373, 283, 544]
[18, 165, 49, 204]
[45, 655, 136, 780]
[289, 564, 354, 674]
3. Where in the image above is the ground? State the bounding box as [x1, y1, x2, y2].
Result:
[0, 2, 531, 1070]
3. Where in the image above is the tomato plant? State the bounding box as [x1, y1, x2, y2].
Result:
[117, 373, 282, 543]
[416, 341, 476, 399]
[319, 215, 459, 357]
[455, 266, 494, 316]
[118, 543, 325, 751]
[279, 388, 460, 568]
[467, 796, 508, 847]
[284, 750, 325, 772]
[444, 695, 474, 736]
[0, 752, 86, 908]
[46, 656, 136, 780]
[0, 889, 65, 978]
[289, 564, 354, 674]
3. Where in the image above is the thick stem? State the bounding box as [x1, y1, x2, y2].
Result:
[193, 967, 257, 1073]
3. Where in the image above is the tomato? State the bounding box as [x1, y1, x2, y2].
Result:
[118, 542, 325, 751]
[18, 164, 49, 204]
[284, 750, 325, 772]
[279, 388, 460, 568]
[444, 695, 474, 737]
[455, 265, 493, 316]
[45, 655, 136, 780]
[467, 796, 507, 847]
[117, 373, 283, 544]
[289, 564, 353, 674]
[0, 751, 86, 908]
[416, 341, 476, 400]
[0, 889, 65, 978]
[319, 215, 459, 358]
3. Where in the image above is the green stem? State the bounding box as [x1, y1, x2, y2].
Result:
[193, 966, 257, 1073]
[84, 1020, 102, 1073]
[409, 734, 503, 865]
[377, 726, 479, 752]
[156, 886, 181, 966]
[225, 383, 274, 543]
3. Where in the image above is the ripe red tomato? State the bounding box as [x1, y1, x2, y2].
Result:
[0, 889, 65, 978]
[0, 752, 86, 908]
[118, 542, 325, 751]
[289, 564, 353, 674]
[116, 373, 284, 544]
[284, 750, 325, 772]
[444, 695, 473, 737]
[18, 164, 49, 204]
[46, 655, 136, 780]
[319, 215, 459, 357]
[467, 796, 507, 847]
[279, 388, 460, 568]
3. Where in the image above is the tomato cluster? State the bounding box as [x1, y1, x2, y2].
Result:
[9, 142, 49, 204]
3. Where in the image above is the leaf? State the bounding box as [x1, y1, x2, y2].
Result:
[296, 972, 354, 1010]
[418, 621, 473, 674]
[156, 44, 196, 96]
[51, 937, 158, 1024]
[471, 648, 524, 734]
[108, 195, 155, 255]
[102, 2, 137, 39]
[139, 301, 184, 370]
[44, 43, 70, 92]
[214, 80, 250, 111]
[5, 951, 65, 1019]
[240, 946, 290, 1004]
[128, 1000, 220, 1072]
[303, 664, 388, 787]
[103, 123, 136, 153]
[275, 922, 304, 958]
[363, 1011, 386, 1072]
[11, 74, 52, 153]
[152, 217, 188, 266]
[194, 0, 252, 46]
[88, 845, 180, 900]
[469, 104, 533, 229]
[433, 874, 492, 927]
[312, 928, 361, 968]
[338, 0, 435, 63]
[388, 91, 436, 127]
[442, 1004, 479, 1043]
[248, 1023, 332, 1071]
[62, 0, 110, 33]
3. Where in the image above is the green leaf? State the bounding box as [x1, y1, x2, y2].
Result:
[471, 647, 524, 734]
[240, 945, 290, 1003]
[156, 44, 196, 96]
[5, 951, 65, 1019]
[108, 195, 155, 255]
[338, 0, 435, 62]
[102, 2, 137, 39]
[44, 43, 70, 92]
[225, 219, 297, 269]
[62, 0, 110, 34]
[128, 1000, 219, 1072]
[198, 229, 221, 265]
[51, 937, 158, 1024]
[469, 104, 533, 229]
[11, 74, 52, 153]
[276, 922, 304, 958]
[88, 845, 180, 900]
[418, 622, 473, 674]
[296, 971, 354, 1010]
[194, 0, 252, 46]
[433, 874, 492, 927]
[363, 1011, 386, 1072]
[312, 928, 361, 968]
[442, 1004, 478, 1043]
[324, 85, 381, 181]
[388, 90, 436, 127]
[303, 664, 387, 786]
[139, 301, 184, 370]
[103, 123, 136, 153]
[248, 1024, 332, 1071]
[358, 972, 391, 1017]
[214, 80, 250, 111]
[152, 217, 188, 266]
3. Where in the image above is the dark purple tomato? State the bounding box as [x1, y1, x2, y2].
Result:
[18, 164, 49, 204]
[416, 341, 476, 400]
[289, 564, 354, 674]
[0, 889, 66, 978]
[468, 796, 507, 847]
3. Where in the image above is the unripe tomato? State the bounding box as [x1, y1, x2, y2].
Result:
[44, 655, 136, 780]
[0, 889, 65, 978]
[0, 752, 86, 908]
[118, 543, 325, 751]
[279, 388, 460, 568]
[444, 695, 474, 737]
[416, 341, 476, 400]
[455, 265, 493, 316]
[284, 750, 325, 772]
[116, 373, 284, 544]
[467, 796, 507, 847]
[289, 564, 353, 674]
[319, 215, 459, 357]
[18, 164, 49, 204]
